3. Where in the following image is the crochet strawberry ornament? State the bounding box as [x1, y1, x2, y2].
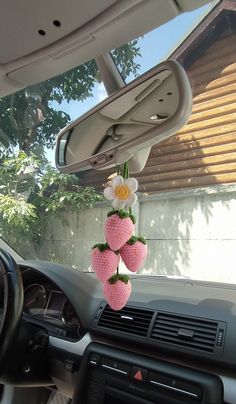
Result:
[91, 162, 148, 311]
[104, 274, 131, 311]
[91, 243, 120, 282]
[105, 210, 135, 251]
[120, 236, 148, 272]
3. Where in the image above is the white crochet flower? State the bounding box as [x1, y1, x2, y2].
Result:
[104, 175, 138, 209]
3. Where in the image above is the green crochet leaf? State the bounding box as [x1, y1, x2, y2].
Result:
[107, 209, 136, 224]
[127, 236, 146, 245]
[92, 243, 119, 254]
[92, 243, 109, 252]
[108, 274, 130, 285]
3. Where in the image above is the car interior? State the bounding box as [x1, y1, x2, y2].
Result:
[0, 0, 236, 403]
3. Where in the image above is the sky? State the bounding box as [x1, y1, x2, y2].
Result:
[47, 1, 218, 164]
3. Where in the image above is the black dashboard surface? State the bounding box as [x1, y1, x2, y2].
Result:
[18, 260, 236, 403]
[19, 259, 236, 366]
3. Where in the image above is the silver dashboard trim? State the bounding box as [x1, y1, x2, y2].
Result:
[102, 364, 127, 375]
[150, 380, 198, 398]
[49, 332, 92, 356]
[220, 375, 236, 404]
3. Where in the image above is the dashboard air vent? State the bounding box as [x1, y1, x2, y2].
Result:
[151, 312, 218, 353]
[98, 305, 154, 337]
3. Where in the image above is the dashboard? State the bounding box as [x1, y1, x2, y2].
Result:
[17, 260, 236, 404]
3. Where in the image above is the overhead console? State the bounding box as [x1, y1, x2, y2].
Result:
[72, 342, 223, 404]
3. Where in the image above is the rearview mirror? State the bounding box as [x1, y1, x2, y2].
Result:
[56, 60, 192, 173]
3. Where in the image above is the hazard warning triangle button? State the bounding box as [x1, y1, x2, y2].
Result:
[134, 370, 143, 381]
[131, 366, 148, 382]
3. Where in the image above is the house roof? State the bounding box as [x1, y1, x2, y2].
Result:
[171, 0, 236, 68]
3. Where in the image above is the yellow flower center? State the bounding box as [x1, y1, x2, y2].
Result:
[114, 184, 131, 200]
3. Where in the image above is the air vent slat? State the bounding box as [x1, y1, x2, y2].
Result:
[154, 324, 216, 340]
[152, 327, 216, 343]
[155, 336, 214, 352]
[98, 305, 154, 337]
[99, 326, 147, 336]
[152, 331, 215, 346]
[102, 314, 151, 325]
[151, 312, 218, 353]
[99, 319, 149, 331]
[103, 310, 153, 319]
[157, 317, 217, 331]
[101, 318, 152, 326]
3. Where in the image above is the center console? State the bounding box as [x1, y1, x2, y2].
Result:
[72, 343, 223, 404]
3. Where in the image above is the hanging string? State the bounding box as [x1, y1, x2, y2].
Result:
[123, 161, 129, 179]
[116, 165, 121, 274]
[123, 161, 133, 215]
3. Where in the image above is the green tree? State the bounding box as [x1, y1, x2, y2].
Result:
[0, 152, 102, 258]
[0, 41, 140, 154]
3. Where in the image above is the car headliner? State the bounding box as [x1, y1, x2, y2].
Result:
[0, 0, 215, 97]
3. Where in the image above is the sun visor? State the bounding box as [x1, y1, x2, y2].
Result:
[5, 0, 179, 90]
[0, 0, 117, 65]
[2, 0, 215, 94]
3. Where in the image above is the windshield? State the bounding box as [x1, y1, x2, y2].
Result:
[1, 1, 236, 284]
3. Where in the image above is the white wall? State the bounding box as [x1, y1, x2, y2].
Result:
[39, 183, 236, 284]
[139, 184, 236, 283]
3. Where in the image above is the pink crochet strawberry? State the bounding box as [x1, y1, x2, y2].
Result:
[91, 243, 119, 282]
[120, 236, 147, 272]
[103, 274, 131, 311]
[105, 210, 135, 251]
